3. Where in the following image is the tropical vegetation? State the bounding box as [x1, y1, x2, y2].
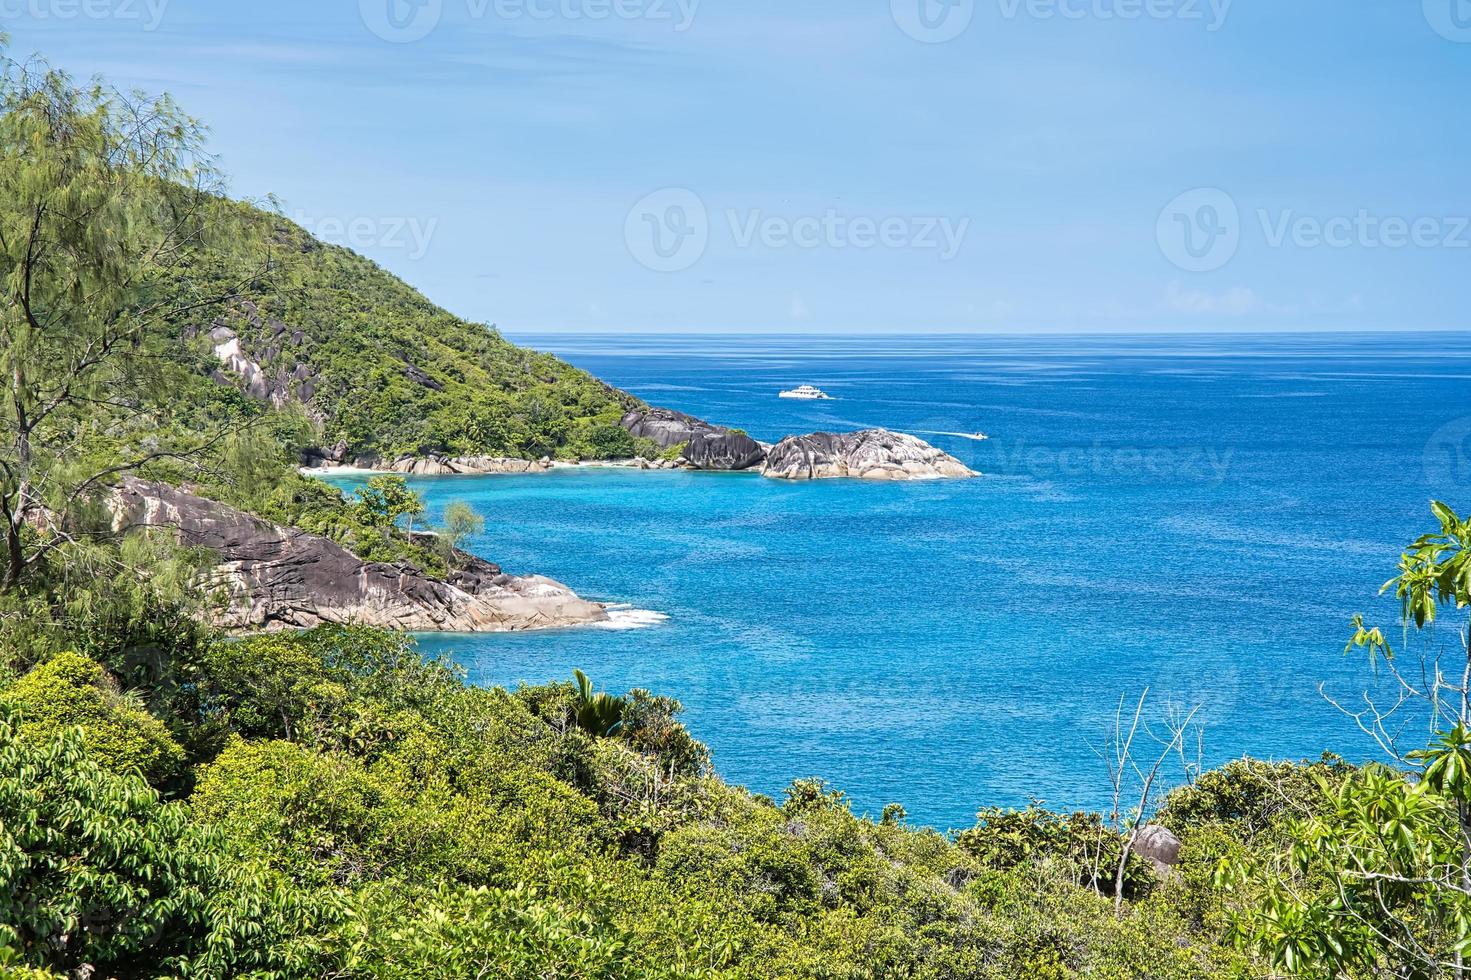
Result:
[1, 43, 1467, 980]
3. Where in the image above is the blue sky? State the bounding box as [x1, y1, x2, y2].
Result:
[6, 0, 1469, 332]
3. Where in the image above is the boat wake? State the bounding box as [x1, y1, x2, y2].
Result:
[909, 430, 991, 442]
[593, 604, 671, 631]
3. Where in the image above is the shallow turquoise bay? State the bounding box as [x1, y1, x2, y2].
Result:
[331, 333, 1471, 829]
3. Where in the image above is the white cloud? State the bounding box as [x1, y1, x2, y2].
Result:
[1162, 281, 1263, 317]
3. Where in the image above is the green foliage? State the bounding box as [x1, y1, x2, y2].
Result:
[2, 653, 183, 783]
[438, 500, 486, 566]
[193, 625, 462, 751]
[572, 669, 629, 737]
[0, 54, 250, 593]
[1157, 755, 1349, 837]
[354, 475, 424, 530]
[339, 877, 676, 980]
[1225, 764, 1468, 978]
[957, 805, 1154, 898]
[620, 688, 711, 777]
[1382, 499, 1469, 629]
[0, 707, 339, 978]
[0, 620, 1283, 980]
[1227, 500, 1471, 978]
[162, 200, 643, 463]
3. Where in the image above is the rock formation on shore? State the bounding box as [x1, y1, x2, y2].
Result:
[111, 479, 608, 633]
[302, 410, 976, 483]
[760, 430, 977, 481]
[683, 430, 769, 471]
[383, 455, 554, 476]
[620, 407, 730, 449]
[619, 408, 975, 480]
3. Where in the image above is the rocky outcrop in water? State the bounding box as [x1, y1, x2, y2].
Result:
[110, 478, 607, 633]
[620, 407, 728, 449]
[761, 430, 976, 481]
[682, 431, 768, 471]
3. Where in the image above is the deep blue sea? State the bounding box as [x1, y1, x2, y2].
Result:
[329, 332, 1471, 829]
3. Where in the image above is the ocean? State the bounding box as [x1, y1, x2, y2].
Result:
[329, 332, 1471, 829]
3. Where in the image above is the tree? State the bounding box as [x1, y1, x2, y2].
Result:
[0, 53, 253, 592]
[1231, 501, 1471, 977]
[353, 475, 423, 531]
[438, 500, 484, 564]
[1096, 690, 1202, 913]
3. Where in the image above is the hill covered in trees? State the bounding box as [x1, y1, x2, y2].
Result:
[165, 198, 646, 464]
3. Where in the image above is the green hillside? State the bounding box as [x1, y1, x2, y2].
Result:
[169, 200, 645, 462]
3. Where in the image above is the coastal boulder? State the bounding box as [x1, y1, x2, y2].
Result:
[110, 478, 607, 633]
[761, 429, 976, 481]
[620, 407, 726, 449]
[683, 430, 768, 471]
[1131, 825, 1183, 878]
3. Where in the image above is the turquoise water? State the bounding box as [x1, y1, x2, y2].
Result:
[331, 333, 1471, 830]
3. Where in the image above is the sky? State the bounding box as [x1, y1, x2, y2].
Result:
[5, 0, 1469, 333]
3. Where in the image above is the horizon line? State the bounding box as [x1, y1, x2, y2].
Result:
[504, 326, 1471, 337]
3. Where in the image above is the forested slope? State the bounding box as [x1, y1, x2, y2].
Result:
[169, 200, 643, 462]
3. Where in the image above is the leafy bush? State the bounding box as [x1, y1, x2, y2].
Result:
[3, 653, 184, 784]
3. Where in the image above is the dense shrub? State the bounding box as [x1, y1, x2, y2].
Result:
[0, 626, 1285, 978]
[3, 653, 184, 784]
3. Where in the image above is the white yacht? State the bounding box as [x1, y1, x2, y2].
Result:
[779, 384, 833, 400]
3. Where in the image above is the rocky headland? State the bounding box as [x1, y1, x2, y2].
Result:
[760, 429, 977, 481]
[298, 407, 976, 483]
[110, 478, 608, 633]
[618, 408, 977, 481]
